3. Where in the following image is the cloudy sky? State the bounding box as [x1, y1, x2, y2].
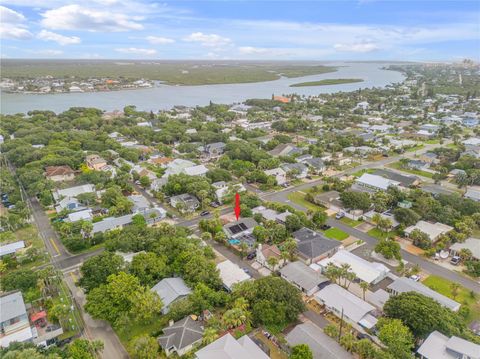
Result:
[1, 0, 479, 60]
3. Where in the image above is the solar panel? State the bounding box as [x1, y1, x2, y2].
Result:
[239, 223, 248, 231]
[230, 224, 243, 234]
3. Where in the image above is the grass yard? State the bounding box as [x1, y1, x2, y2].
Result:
[352, 168, 376, 177]
[405, 144, 425, 152]
[388, 161, 434, 179]
[324, 227, 349, 241]
[287, 191, 323, 212]
[422, 275, 480, 324]
[367, 227, 394, 240]
[425, 139, 440, 144]
[117, 314, 169, 354]
[340, 217, 363, 227]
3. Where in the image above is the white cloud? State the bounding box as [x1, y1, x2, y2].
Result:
[41, 5, 144, 32]
[31, 49, 64, 56]
[183, 32, 231, 47]
[238, 46, 269, 55]
[0, 6, 32, 40]
[115, 47, 157, 55]
[146, 36, 174, 44]
[334, 42, 379, 53]
[37, 30, 81, 45]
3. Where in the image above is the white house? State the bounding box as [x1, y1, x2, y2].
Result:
[216, 260, 251, 291]
[354, 173, 400, 192]
[404, 220, 453, 243]
[264, 167, 287, 185]
[417, 331, 480, 359]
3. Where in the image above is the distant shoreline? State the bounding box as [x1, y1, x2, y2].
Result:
[290, 78, 364, 87]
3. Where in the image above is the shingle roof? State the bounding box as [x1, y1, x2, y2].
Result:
[280, 261, 329, 292]
[293, 228, 341, 260]
[372, 169, 419, 187]
[195, 333, 269, 359]
[158, 316, 204, 352]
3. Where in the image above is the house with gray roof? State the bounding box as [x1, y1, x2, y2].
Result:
[170, 194, 200, 213]
[0, 291, 33, 348]
[195, 333, 269, 359]
[280, 261, 329, 296]
[302, 157, 326, 174]
[269, 143, 303, 157]
[286, 322, 353, 359]
[372, 169, 420, 187]
[387, 277, 460, 312]
[151, 278, 192, 314]
[293, 227, 342, 264]
[0, 241, 25, 258]
[53, 184, 96, 201]
[314, 284, 378, 330]
[92, 214, 133, 234]
[158, 316, 204, 357]
[449, 237, 480, 261]
[281, 162, 308, 179]
[465, 186, 480, 202]
[417, 330, 480, 359]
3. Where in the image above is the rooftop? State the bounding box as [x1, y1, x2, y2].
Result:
[151, 278, 192, 309]
[280, 261, 329, 292]
[293, 227, 342, 260]
[417, 330, 480, 359]
[158, 316, 204, 352]
[195, 333, 269, 359]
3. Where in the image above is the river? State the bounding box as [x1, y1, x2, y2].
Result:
[0, 62, 405, 114]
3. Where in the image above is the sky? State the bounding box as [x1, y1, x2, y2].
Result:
[1, 0, 479, 61]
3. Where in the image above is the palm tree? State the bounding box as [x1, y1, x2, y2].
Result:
[223, 308, 250, 329]
[267, 256, 279, 270]
[202, 327, 219, 345]
[450, 283, 460, 300]
[340, 332, 356, 352]
[239, 242, 249, 259]
[360, 281, 369, 301]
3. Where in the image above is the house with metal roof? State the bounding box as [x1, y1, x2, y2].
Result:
[372, 169, 420, 187]
[417, 330, 480, 359]
[286, 322, 353, 359]
[449, 237, 480, 261]
[195, 333, 269, 359]
[314, 284, 378, 329]
[465, 186, 480, 202]
[354, 173, 400, 192]
[216, 259, 251, 291]
[151, 278, 192, 314]
[280, 261, 329, 296]
[404, 220, 453, 243]
[318, 249, 390, 285]
[0, 241, 25, 258]
[92, 214, 134, 234]
[158, 316, 204, 357]
[387, 277, 461, 312]
[292, 227, 342, 264]
[0, 291, 33, 348]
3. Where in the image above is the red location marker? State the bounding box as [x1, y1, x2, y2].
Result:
[234, 193, 241, 220]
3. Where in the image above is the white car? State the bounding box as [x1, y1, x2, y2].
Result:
[410, 275, 420, 282]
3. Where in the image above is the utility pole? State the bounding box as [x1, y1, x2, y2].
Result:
[338, 307, 344, 342]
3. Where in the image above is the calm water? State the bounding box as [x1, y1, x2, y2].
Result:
[0, 62, 404, 114]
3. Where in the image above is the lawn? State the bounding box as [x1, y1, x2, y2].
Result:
[352, 168, 376, 177]
[117, 314, 169, 353]
[340, 217, 362, 228]
[287, 191, 323, 212]
[367, 227, 393, 240]
[422, 275, 480, 324]
[324, 227, 349, 241]
[405, 144, 425, 152]
[388, 161, 434, 179]
[425, 139, 440, 144]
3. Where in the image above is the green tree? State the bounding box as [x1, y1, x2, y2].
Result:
[139, 175, 152, 188]
[375, 239, 401, 260]
[311, 211, 328, 229]
[130, 252, 167, 287]
[79, 251, 125, 292]
[340, 191, 371, 211]
[377, 318, 414, 359]
[67, 339, 104, 359]
[290, 344, 313, 359]
[130, 335, 159, 359]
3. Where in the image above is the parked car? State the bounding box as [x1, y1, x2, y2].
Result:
[320, 224, 332, 230]
[246, 252, 256, 260]
[200, 211, 210, 216]
[450, 256, 461, 265]
[335, 212, 345, 220]
[410, 275, 420, 282]
[242, 268, 250, 274]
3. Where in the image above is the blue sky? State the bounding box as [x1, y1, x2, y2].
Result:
[1, 0, 479, 60]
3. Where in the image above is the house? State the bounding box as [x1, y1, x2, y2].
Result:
[280, 261, 329, 296]
[86, 154, 108, 171]
[202, 142, 226, 159]
[281, 163, 308, 179]
[314, 284, 378, 329]
[223, 218, 258, 240]
[449, 237, 480, 261]
[417, 331, 480, 359]
[269, 143, 302, 157]
[92, 214, 133, 234]
[53, 184, 96, 201]
[55, 197, 87, 214]
[264, 167, 287, 185]
[302, 158, 326, 174]
[163, 159, 196, 177]
[195, 333, 269, 359]
[215, 184, 246, 204]
[184, 164, 209, 177]
[292, 228, 342, 264]
[252, 206, 291, 224]
[465, 186, 480, 202]
[151, 278, 192, 314]
[285, 323, 353, 359]
[387, 277, 460, 312]
[255, 244, 283, 270]
[0, 241, 25, 258]
[313, 191, 343, 212]
[363, 210, 400, 228]
[158, 316, 204, 357]
[216, 259, 251, 291]
[44, 165, 75, 182]
[372, 169, 420, 187]
[66, 209, 93, 223]
[0, 291, 33, 348]
[170, 194, 200, 213]
[404, 220, 453, 243]
[318, 250, 390, 285]
[407, 160, 429, 171]
[128, 194, 151, 213]
[354, 173, 400, 192]
[419, 152, 440, 165]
